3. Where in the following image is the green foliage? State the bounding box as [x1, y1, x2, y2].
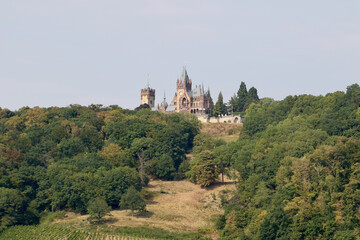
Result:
[39, 211, 66, 224]
[192, 150, 218, 187]
[0, 105, 201, 230]
[193, 133, 215, 155]
[213, 92, 227, 116]
[119, 186, 146, 214]
[237, 82, 248, 112]
[155, 154, 176, 180]
[0, 224, 210, 240]
[87, 197, 111, 222]
[218, 84, 360, 239]
[0, 187, 34, 230]
[100, 167, 141, 207]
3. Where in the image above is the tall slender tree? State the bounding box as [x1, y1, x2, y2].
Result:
[213, 92, 227, 116]
[228, 94, 238, 113]
[237, 82, 248, 112]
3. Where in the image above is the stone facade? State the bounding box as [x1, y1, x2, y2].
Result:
[197, 114, 244, 124]
[153, 67, 213, 114]
[141, 87, 155, 108]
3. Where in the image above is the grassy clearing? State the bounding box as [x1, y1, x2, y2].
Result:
[53, 179, 235, 239]
[200, 123, 242, 143]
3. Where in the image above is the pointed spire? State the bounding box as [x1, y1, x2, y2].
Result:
[180, 66, 189, 84]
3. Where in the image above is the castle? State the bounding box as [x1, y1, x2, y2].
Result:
[141, 67, 213, 115]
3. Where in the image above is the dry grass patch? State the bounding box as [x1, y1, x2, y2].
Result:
[201, 123, 242, 143]
[54, 179, 235, 235]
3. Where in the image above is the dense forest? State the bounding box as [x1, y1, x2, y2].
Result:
[209, 83, 360, 239]
[1, 83, 360, 240]
[0, 105, 200, 230]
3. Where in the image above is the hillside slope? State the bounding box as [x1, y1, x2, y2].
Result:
[53, 179, 235, 237]
[200, 122, 242, 142]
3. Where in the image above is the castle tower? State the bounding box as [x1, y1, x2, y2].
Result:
[141, 87, 155, 108]
[175, 66, 192, 112]
[140, 75, 155, 108]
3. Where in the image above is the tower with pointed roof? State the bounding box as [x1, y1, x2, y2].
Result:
[169, 66, 213, 114]
[142, 66, 213, 114]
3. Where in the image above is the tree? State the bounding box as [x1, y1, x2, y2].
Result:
[100, 167, 141, 207]
[237, 82, 248, 112]
[228, 94, 238, 113]
[247, 87, 259, 101]
[155, 154, 176, 180]
[192, 150, 218, 187]
[87, 197, 111, 223]
[192, 133, 215, 155]
[119, 186, 146, 216]
[245, 87, 259, 109]
[131, 138, 154, 185]
[0, 187, 38, 230]
[213, 92, 227, 116]
[99, 143, 125, 167]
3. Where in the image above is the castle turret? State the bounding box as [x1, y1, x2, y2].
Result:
[141, 87, 155, 108]
[176, 66, 192, 92]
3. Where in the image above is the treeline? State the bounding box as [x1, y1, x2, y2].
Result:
[212, 81, 260, 116]
[203, 84, 360, 239]
[0, 105, 200, 230]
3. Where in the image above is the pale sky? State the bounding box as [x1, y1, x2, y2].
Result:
[1, 0, 359, 110]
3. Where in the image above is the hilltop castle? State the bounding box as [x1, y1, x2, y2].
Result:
[141, 67, 213, 115]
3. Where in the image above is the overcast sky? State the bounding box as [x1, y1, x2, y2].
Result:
[1, 0, 359, 110]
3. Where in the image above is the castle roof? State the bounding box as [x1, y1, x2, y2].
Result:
[188, 84, 204, 97]
[180, 66, 190, 84]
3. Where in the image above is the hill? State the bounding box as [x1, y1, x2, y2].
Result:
[200, 122, 242, 143]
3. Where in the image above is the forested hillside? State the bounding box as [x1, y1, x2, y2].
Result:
[1, 84, 360, 240]
[211, 84, 360, 239]
[0, 105, 200, 231]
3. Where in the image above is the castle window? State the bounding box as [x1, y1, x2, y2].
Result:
[182, 98, 187, 107]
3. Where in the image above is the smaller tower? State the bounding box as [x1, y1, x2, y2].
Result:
[141, 75, 155, 108]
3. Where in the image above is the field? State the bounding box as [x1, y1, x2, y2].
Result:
[1, 179, 235, 240]
[53, 179, 235, 239]
[200, 122, 242, 143]
[0, 224, 203, 240]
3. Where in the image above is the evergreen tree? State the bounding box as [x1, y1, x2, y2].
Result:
[213, 92, 227, 116]
[237, 82, 248, 112]
[228, 94, 238, 113]
[247, 87, 259, 101]
[245, 86, 259, 109]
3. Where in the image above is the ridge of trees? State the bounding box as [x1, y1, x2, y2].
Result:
[1, 83, 359, 239]
[184, 83, 360, 239]
[0, 105, 200, 231]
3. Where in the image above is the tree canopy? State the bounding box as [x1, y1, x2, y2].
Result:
[0, 106, 201, 230]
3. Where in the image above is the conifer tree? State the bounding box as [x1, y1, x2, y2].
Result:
[248, 87, 259, 101]
[213, 92, 227, 116]
[237, 82, 248, 112]
[245, 86, 260, 109]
